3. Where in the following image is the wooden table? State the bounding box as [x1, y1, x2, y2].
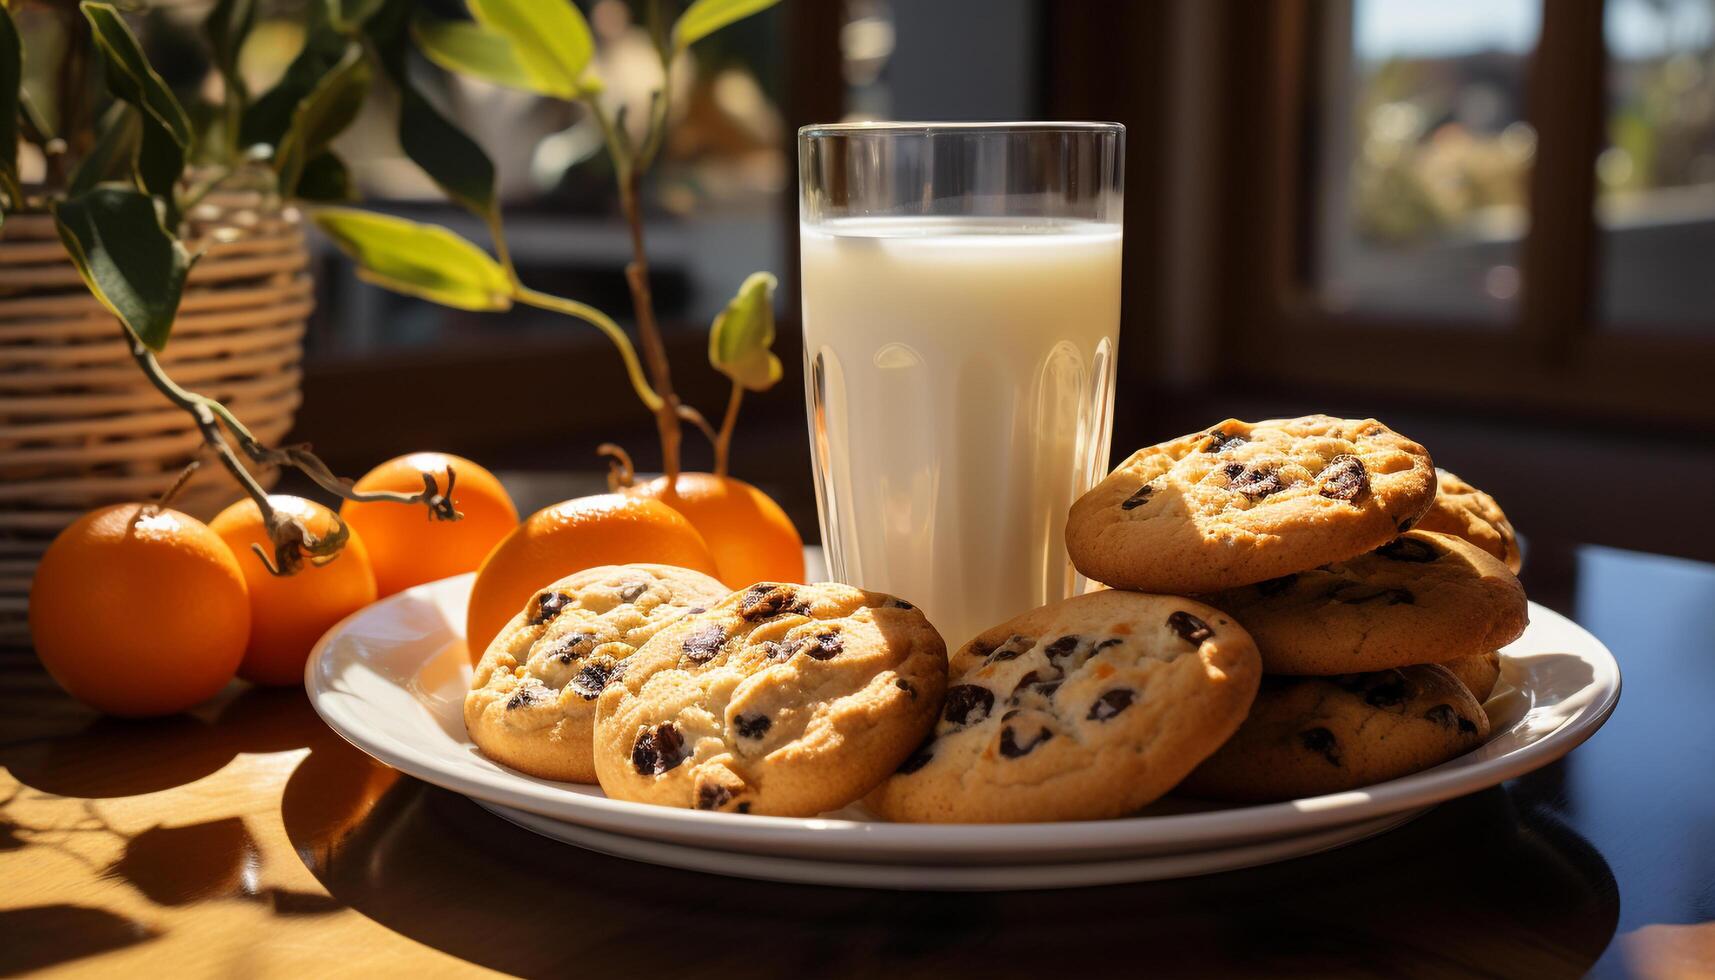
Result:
[3, 530, 1712, 978]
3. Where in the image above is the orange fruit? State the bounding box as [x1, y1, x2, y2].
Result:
[340, 452, 519, 597]
[464, 493, 719, 660]
[211, 495, 379, 687]
[29, 503, 250, 717]
[630, 473, 804, 589]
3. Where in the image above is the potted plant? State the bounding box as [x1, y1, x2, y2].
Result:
[2, 0, 788, 643]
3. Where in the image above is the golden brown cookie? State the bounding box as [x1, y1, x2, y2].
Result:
[1066, 416, 1437, 594]
[465, 564, 729, 782]
[868, 591, 1261, 823]
[1200, 531, 1528, 675]
[1443, 650, 1503, 701]
[1178, 664, 1490, 803]
[593, 582, 946, 816]
[1415, 468, 1521, 572]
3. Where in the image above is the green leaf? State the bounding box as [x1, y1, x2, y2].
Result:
[69, 104, 140, 195]
[467, 0, 595, 98]
[18, 88, 53, 142]
[203, 0, 255, 102]
[412, 17, 537, 92]
[0, 2, 21, 205]
[82, 3, 191, 209]
[54, 187, 195, 351]
[708, 271, 781, 391]
[312, 208, 513, 311]
[672, 0, 780, 51]
[326, 0, 386, 32]
[293, 151, 352, 201]
[367, 1, 497, 217]
[274, 43, 370, 198]
[241, 21, 347, 150]
[397, 88, 495, 216]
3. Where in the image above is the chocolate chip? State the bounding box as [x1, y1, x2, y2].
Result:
[1087, 688, 1134, 721]
[736, 802, 752, 814]
[1255, 575, 1298, 598]
[1224, 464, 1285, 499]
[761, 638, 801, 662]
[740, 584, 797, 621]
[1092, 638, 1124, 654]
[887, 597, 915, 610]
[1120, 485, 1154, 510]
[986, 634, 1032, 663]
[999, 725, 1053, 758]
[943, 685, 994, 727]
[1424, 704, 1475, 732]
[1397, 515, 1418, 532]
[1316, 454, 1369, 501]
[896, 737, 935, 774]
[682, 623, 727, 663]
[617, 580, 649, 602]
[1300, 726, 1341, 766]
[1036, 681, 1062, 699]
[529, 592, 573, 625]
[895, 678, 917, 698]
[631, 723, 687, 775]
[570, 659, 614, 699]
[1203, 430, 1249, 453]
[1328, 584, 1415, 606]
[1363, 678, 1409, 708]
[548, 632, 596, 664]
[1008, 670, 1059, 703]
[734, 712, 771, 739]
[685, 607, 706, 616]
[1044, 635, 1081, 662]
[1378, 537, 1439, 563]
[806, 632, 843, 660]
[1167, 610, 1213, 645]
[506, 684, 549, 709]
[696, 784, 732, 810]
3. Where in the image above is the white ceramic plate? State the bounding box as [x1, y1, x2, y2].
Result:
[475, 799, 1431, 890]
[306, 573, 1620, 867]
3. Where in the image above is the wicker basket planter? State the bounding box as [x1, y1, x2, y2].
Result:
[0, 192, 310, 643]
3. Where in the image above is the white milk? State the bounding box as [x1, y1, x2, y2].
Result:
[801, 217, 1123, 648]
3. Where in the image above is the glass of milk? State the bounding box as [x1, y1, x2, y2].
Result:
[798, 122, 1124, 648]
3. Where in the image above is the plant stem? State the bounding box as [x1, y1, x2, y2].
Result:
[122, 329, 456, 573]
[616, 167, 684, 482]
[714, 382, 743, 478]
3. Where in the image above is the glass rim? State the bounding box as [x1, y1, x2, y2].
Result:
[799, 120, 1124, 138]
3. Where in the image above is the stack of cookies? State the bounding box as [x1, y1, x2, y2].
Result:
[463, 414, 1526, 823]
[1064, 414, 1527, 804]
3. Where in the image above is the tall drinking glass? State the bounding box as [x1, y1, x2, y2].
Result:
[799, 122, 1124, 647]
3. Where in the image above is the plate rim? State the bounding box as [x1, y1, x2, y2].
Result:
[306, 574, 1621, 856]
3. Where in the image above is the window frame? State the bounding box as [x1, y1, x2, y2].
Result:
[1216, 0, 1715, 428]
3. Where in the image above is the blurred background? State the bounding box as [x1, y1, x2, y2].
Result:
[58, 0, 1715, 562]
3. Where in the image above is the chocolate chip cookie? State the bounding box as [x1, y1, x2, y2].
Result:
[1178, 664, 1490, 803]
[592, 582, 946, 816]
[1200, 531, 1528, 675]
[465, 564, 729, 782]
[1414, 468, 1521, 572]
[1066, 416, 1437, 594]
[867, 591, 1261, 823]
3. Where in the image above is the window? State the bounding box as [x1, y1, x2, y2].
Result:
[1598, 0, 1715, 331]
[1315, 0, 1540, 321]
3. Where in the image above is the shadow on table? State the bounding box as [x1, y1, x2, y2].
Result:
[0, 686, 347, 973]
[282, 739, 1620, 978]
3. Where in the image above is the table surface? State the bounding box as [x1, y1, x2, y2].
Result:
[4, 512, 1714, 978]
